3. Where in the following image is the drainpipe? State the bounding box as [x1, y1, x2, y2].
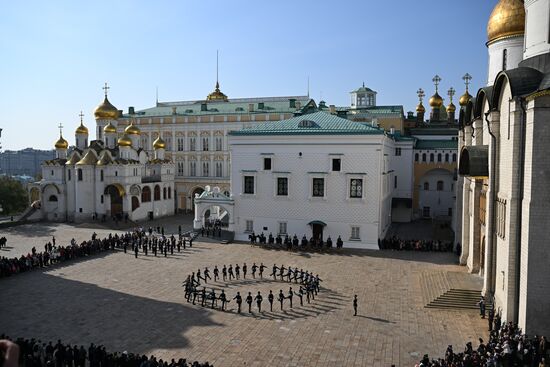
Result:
[484, 111, 497, 298]
[514, 98, 527, 324]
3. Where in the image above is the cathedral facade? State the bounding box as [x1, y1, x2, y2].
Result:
[458, 0, 550, 336]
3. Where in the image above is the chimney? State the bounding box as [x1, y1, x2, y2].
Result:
[128, 106, 135, 115]
[248, 103, 254, 112]
[201, 103, 207, 112]
[295, 101, 301, 110]
[329, 105, 336, 114]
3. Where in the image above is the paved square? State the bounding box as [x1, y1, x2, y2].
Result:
[0, 222, 487, 366]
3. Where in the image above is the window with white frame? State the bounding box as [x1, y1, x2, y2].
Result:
[350, 226, 360, 240]
[189, 161, 196, 176]
[245, 220, 254, 232]
[277, 177, 288, 196]
[264, 157, 272, 170]
[312, 178, 325, 197]
[177, 162, 184, 176]
[215, 137, 222, 151]
[278, 222, 287, 235]
[244, 176, 255, 194]
[349, 178, 363, 198]
[202, 137, 209, 151]
[189, 137, 196, 151]
[215, 162, 222, 177]
[177, 138, 184, 151]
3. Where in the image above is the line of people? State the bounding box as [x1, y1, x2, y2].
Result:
[183, 263, 322, 314]
[249, 232, 344, 251]
[0, 335, 212, 367]
[379, 236, 454, 252]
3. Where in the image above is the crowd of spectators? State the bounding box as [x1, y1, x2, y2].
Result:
[416, 321, 548, 367]
[0, 335, 212, 367]
[248, 232, 344, 251]
[379, 236, 455, 252]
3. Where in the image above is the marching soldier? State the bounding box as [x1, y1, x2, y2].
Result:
[235, 263, 241, 280]
[200, 287, 207, 307]
[233, 292, 243, 313]
[270, 264, 278, 280]
[242, 263, 247, 279]
[219, 290, 228, 311]
[268, 290, 274, 311]
[222, 265, 228, 281]
[259, 263, 266, 278]
[228, 264, 235, 280]
[287, 287, 294, 308]
[297, 287, 304, 306]
[251, 263, 258, 278]
[213, 266, 219, 282]
[246, 292, 253, 313]
[209, 289, 217, 308]
[278, 290, 285, 310]
[353, 295, 358, 316]
[255, 291, 263, 312]
[204, 267, 211, 283]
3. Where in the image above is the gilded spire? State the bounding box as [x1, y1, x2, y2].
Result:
[416, 88, 426, 113]
[206, 50, 228, 101]
[55, 123, 68, 149]
[459, 73, 473, 107]
[447, 87, 456, 113]
[75, 110, 89, 135]
[429, 75, 443, 108]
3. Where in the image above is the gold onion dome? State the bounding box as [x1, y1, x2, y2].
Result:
[459, 91, 473, 106]
[94, 97, 119, 120]
[447, 102, 456, 113]
[54, 134, 69, 149]
[103, 122, 117, 134]
[487, 0, 525, 44]
[429, 92, 443, 108]
[75, 122, 89, 135]
[206, 81, 228, 101]
[125, 122, 141, 135]
[118, 134, 132, 147]
[416, 102, 426, 113]
[153, 135, 166, 150]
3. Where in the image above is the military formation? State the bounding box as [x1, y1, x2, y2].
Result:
[183, 263, 322, 314]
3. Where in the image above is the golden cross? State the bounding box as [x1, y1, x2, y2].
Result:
[432, 75, 441, 93]
[417, 88, 425, 103]
[79, 111, 84, 123]
[462, 73, 472, 92]
[448, 87, 456, 103]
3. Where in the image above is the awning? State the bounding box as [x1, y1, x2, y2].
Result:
[392, 197, 412, 208]
[459, 145, 489, 178]
[308, 220, 327, 226]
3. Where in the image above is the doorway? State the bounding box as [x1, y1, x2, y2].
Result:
[312, 224, 324, 242]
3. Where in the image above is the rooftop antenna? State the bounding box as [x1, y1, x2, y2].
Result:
[156, 86, 159, 105]
[307, 76, 310, 98]
[216, 49, 219, 86]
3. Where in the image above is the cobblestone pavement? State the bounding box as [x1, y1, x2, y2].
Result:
[0, 223, 488, 366]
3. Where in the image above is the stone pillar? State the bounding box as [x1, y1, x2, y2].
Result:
[460, 125, 473, 265]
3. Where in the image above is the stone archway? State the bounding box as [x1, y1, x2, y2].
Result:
[191, 187, 205, 213]
[193, 186, 234, 232]
[104, 184, 125, 218]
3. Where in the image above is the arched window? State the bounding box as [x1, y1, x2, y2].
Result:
[48, 195, 58, 202]
[132, 196, 140, 211]
[437, 181, 444, 191]
[437, 153, 442, 162]
[168, 187, 172, 199]
[141, 186, 151, 202]
[452, 153, 457, 162]
[422, 153, 426, 162]
[415, 153, 419, 162]
[424, 182, 429, 191]
[154, 185, 161, 201]
[163, 187, 167, 200]
[445, 153, 449, 162]
[430, 153, 434, 162]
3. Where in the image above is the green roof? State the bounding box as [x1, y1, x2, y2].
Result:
[121, 96, 314, 118]
[329, 105, 404, 116]
[229, 112, 385, 136]
[414, 139, 458, 150]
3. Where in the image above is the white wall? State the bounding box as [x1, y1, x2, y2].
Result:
[487, 36, 524, 86]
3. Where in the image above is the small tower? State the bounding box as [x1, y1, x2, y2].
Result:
[117, 134, 132, 159]
[416, 88, 426, 124]
[94, 82, 119, 140]
[206, 51, 229, 102]
[350, 82, 377, 109]
[524, 0, 550, 59]
[153, 133, 166, 160]
[54, 123, 68, 160]
[103, 121, 117, 149]
[75, 111, 89, 150]
[459, 73, 473, 108]
[124, 119, 141, 149]
[429, 75, 444, 122]
[446, 87, 456, 123]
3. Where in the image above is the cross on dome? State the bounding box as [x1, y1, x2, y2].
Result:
[417, 88, 425, 102]
[432, 75, 441, 93]
[102, 82, 110, 97]
[462, 73, 472, 91]
[447, 87, 456, 102]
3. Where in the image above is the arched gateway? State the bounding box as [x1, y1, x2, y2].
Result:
[193, 186, 235, 232]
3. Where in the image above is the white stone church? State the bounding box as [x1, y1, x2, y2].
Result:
[457, 0, 550, 336]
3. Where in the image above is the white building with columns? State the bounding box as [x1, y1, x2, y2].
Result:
[458, 0, 550, 336]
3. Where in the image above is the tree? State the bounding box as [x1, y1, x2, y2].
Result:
[0, 177, 28, 215]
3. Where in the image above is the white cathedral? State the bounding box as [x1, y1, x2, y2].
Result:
[457, 0, 550, 336]
[28, 88, 175, 222]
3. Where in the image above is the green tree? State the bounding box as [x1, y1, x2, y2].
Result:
[0, 177, 28, 215]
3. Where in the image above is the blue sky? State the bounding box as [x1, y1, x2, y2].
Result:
[0, 0, 496, 150]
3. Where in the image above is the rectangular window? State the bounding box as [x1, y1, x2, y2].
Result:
[202, 137, 209, 151]
[277, 177, 288, 196]
[215, 162, 222, 177]
[177, 138, 184, 151]
[177, 162, 184, 176]
[395, 148, 401, 156]
[278, 222, 287, 235]
[264, 157, 272, 170]
[190, 162, 196, 177]
[189, 137, 196, 151]
[244, 176, 255, 194]
[245, 220, 254, 232]
[394, 176, 397, 189]
[312, 178, 325, 197]
[351, 226, 360, 240]
[100, 195, 104, 204]
[349, 178, 363, 198]
[332, 158, 341, 172]
[202, 162, 209, 177]
[77, 169, 83, 181]
[423, 206, 431, 218]
[68, 170, 71, 181]
[100, 170, 104, 182]
[215, 137, 222, 151]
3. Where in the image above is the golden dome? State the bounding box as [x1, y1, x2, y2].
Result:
[459, 91, 472, 106]
[487, 0, 525, 45]
[54, 134, 69, 149]
[118, 134, 132, 147]
[446, 102, 456, 113]
[125, 122, 141, 135]
[153, 135, 166, 150]
[94, 97, 119, 120]
[416, 102, 426, 113]
[206, 81, 228, 101]
[429, 92, 443, 108]
[75, 122, 89, 135]
[103, 122, 117, 134]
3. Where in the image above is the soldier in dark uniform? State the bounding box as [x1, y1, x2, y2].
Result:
[278, 290, 285, 310]
[144, 243, 148, 256]
[222, 265, 228, 281]
[287, 287, 294, 308]
[134, 244, 138, 258]
[353, 295, 358, 316]
[153, 242, 157, 256]
[233, 292, 242, 313]
[213, 266, 219, 282]
[200, 287, 207, 307]
[163, 243, 168, 257]
[219, 290, 228, 311]
[326, 236, 333, 249]
[235, 264, 241, 280]
[204, 267, 211, 283]
[242, 263, 247, 279]
[228, 264, 235, 280]
[259, 263, 266, 278]
[268, 290, 274, 311]
[246, 292, 253, 313]
[297, 287, 304, 306]
[286, 267, 293, 282]
[278, 265, 286, 281]
[255, 291, 263, 312]
[270, 264, 278, 280]
[251, 263, 258, 278]
[209, 289, 217, 308]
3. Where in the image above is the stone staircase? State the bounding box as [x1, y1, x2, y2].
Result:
[426, 288, 492, 310]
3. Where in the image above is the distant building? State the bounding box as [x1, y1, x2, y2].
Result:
[0, 148, 55, 177]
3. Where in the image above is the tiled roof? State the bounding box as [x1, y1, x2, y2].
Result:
[415, 139, 458, 150]
[229, 112, 384, 136]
